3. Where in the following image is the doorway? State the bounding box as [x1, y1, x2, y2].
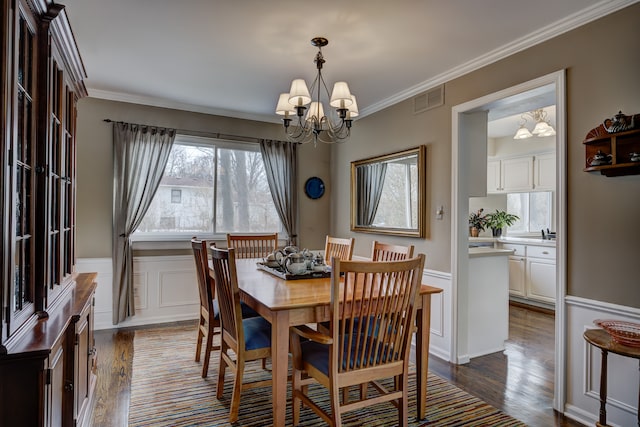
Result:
[450, 70, 567, 411]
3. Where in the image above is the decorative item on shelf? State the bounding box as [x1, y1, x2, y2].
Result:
[594, 319, 640, 347]
[587, 150, 612, 166]
[485, 210, 519, 238]
[468, 208, 487, 237]
[275, 37, 358, 146]
[629, 152, 640, 162]
[603, 110, 636, 133]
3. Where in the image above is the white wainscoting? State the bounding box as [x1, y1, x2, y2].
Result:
[420, 268, 452, 362]
[76, 256, 199, 330]
[563, 296, 640, 427]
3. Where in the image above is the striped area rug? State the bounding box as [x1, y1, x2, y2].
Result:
[128, 325, 526, 426]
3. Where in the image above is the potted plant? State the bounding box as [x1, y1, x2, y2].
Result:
[468, 209, 487, 237]
[485, 210, 519, 237]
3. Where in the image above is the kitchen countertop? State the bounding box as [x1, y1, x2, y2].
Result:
[498, 236, 556, 247]
[469, 247, 515, 258]
[468, 236, 556, 247]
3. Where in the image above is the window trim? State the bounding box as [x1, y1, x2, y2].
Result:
[506, 191, 553, 236]
[132, 134, 284, 242]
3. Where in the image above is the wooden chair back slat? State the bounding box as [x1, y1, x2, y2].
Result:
[324, 236, 355, 265]
[227, 233, 278, 259]
[371, 241, 415, 262]
[209, 247, 243, 345]
[191, 237, 215, 311]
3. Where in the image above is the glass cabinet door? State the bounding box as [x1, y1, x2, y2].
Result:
[9, 2, 38, 334]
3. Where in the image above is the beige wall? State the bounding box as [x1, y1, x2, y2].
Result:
[331, 4, 640, 307]
[75, 98, 331, 257]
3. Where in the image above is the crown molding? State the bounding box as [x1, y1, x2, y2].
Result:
[86, 0, 637, 121]
[360, 0, 638, 117]
[87, 89, 277, 124]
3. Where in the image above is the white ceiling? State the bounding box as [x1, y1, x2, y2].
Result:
[62, 0, 634, 133]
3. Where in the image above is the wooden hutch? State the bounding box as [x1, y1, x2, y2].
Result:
[1, 1, 96, 426]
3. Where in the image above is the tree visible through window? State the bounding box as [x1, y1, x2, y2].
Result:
[136, 136, 281, 235]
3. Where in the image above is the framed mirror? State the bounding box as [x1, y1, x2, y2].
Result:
[351, 146, 426, 237]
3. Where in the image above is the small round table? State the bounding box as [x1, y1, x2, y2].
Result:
[583, 328, 640, 427]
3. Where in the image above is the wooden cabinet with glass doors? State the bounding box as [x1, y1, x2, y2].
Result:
[1, 1, 95, 426]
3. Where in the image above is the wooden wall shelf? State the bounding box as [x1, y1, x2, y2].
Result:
[583, 113, 640, 177]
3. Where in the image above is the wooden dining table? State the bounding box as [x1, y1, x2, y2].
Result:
[233, 258, 443, 426]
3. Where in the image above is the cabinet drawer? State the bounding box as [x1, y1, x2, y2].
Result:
[501, 243, 526, 257]
[527, 245, 556, 259]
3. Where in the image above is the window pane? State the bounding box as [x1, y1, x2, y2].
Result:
[507, 193, 528, 233]
[137, 138, 282, 235]
[530, 192, 552, 232]
[138, 145, 215, 233]
[215, 147, 280, 233]
[507, 191, 552, 234]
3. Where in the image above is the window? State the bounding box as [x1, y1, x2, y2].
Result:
[507, 191, 552, 234]
[136, 136, 282, 237]
[171, 189, 182, 204]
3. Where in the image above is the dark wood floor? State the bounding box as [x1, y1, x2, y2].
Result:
[91, 304, 583, 426]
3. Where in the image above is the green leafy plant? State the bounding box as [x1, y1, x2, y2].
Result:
[485, 210, 519, 237]
[468, 209, 487, 231]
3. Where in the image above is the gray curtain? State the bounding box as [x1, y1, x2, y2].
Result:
[357, 162, 387, 226]
[259, 139, 298, 246]
[112, 122, 176, 324]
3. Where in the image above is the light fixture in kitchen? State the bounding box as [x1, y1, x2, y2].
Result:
[513, 108, 556, 139]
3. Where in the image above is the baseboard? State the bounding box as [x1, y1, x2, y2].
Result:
[509, 300, 555, 315]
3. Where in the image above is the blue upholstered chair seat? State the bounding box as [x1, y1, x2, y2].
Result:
[240, 302, 259, 318]
[300, 335, 392, 376]
[242, 316, 272, 351]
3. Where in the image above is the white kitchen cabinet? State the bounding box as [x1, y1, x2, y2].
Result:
[499, 242, 556, 306]
[534, 153, 556, 191]
[487, 153, 554, 194]
[501, 157, 534, 192]
[525, 246, 556, 304]
[487, 160, 502, 193]
[502, 243, 525, 296]
[508, 256, 526, 296]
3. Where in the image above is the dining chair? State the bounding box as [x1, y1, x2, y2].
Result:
[227, 233, 278, 259]
[209, 247, 273, 424]
[324, 235, 355, 265]
[289, 254, 426, 427]
[226, 232, 277, 367]
[191, 237, 220, 378]
[371, 240, 415, 261]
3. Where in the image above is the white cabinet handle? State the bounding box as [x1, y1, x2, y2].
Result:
[542, 251, 549, 255]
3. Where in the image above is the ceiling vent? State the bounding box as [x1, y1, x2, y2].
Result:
[414, 85, 444, 114]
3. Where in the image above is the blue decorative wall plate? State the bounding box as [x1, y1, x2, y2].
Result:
[304, 177, 325, 199]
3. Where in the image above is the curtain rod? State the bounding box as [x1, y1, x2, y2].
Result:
[103, 119, 263, 144]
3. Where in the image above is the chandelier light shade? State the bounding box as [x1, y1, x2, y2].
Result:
[513, 108, 556, 140]
[275, 37, 357, 145]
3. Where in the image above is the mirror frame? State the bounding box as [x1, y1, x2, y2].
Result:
[350, 145, 426, 237]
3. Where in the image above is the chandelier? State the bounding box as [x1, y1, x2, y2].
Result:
[275, 37, 358, 145]
[513, 108, 556, 139]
